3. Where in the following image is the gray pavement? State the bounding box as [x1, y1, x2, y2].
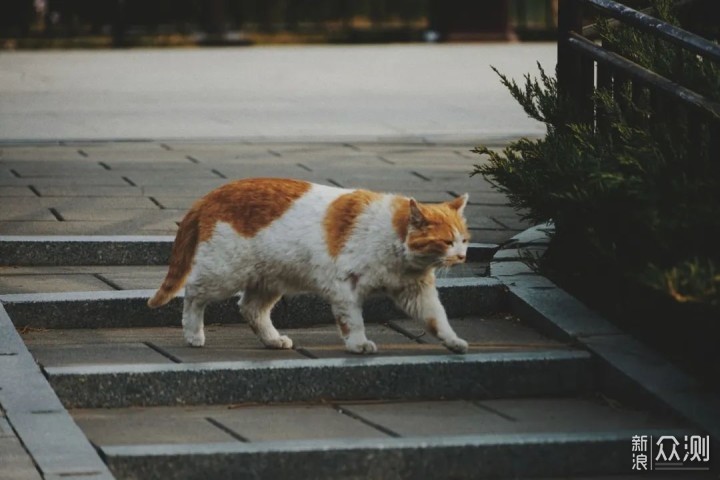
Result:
[0, 141, 531, 241]
[0, 44, 554, 142]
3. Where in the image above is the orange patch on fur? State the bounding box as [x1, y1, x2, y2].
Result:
[196, 178, 311, 241]
[336, 317, 351, 337]
[324, 189, 381, 258]
[391, 196, 410, 241]
[426, 317, 439, 337]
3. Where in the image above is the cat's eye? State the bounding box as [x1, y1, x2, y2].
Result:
[444, 240, 453, 246]
[462, 238, 468, 243]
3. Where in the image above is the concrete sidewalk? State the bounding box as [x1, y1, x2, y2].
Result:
[0, 44, 554, 142]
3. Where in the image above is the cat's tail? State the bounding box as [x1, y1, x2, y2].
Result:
[147, 207, 201, 308]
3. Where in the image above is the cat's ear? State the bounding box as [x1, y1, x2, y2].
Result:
[447, 193, 469, 216]
[408, 198, 428, 228]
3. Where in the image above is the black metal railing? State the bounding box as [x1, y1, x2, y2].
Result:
[557, 0, 720, 153]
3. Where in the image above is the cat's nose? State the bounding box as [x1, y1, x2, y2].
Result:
[457, 254, 466, 262]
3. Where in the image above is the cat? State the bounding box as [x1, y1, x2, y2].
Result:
[148, 178, 471, 354]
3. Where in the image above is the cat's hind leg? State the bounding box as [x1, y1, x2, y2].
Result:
[182, 291, 207, 347]
[239, 289, 292, 349]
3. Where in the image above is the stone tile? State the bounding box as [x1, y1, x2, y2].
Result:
[28, 343, 173, 368]
[32, 186, 142, 197]
[120, 173, 225, 187]
[0, 196, 158, 209]
[466, 215, 505, 229]
[0, 274, 111, 294]
[96, 268, 167, 290]
[1, 176, 130, 186]
[211, 404, 389, 441]
[0, 416, 14, 437]
[9, 411, 114, 476]
[469, 228, 522, 245]
[0, 436, 43, 480]
[477, 397, 686, 433]
[0, 186, 36, 197]
[389, 314, 566, 353]
[148, 196, 196, 209]
[71, 406, 237, 446]
[8, 163, 108, 177]
[51, 208, 178, 222]
[0, 206, 56, 221]
[0, 146, 85, 161]
[340, 400, 508, 437]
[285, 323, 440, 358]
[151, 324, 307, 363]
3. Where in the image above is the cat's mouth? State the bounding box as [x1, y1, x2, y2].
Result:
[442, 255, 466, 266]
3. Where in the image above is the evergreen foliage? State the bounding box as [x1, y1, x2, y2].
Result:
[473, 0, 720, 315]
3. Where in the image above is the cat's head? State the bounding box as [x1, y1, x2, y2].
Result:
[398, 194, 470, 268]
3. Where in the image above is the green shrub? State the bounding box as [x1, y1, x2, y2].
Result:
[473, 1, 720, 315]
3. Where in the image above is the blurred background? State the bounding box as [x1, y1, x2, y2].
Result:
[1, 0, 560, 49]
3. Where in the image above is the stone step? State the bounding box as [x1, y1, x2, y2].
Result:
[75, 397, 692, 479]
[0, 235, 499, 266]
[45, 350, 592, 409]
[0, 277, 504, 329]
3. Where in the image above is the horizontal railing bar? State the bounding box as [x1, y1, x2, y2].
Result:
[579, 0, 720, 63]
[582, 0, 695, 39]
[567, 33, 720, 119]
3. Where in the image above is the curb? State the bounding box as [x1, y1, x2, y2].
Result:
[0, 236, 497, 267]
[490, 223, 720, 445]
[0, 304, 114, 479]
[101, 429, 676, 480]
[46, 351, 593, 408]
[0, 278, 505, 330]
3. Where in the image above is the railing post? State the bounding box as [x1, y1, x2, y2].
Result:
[558, 0, 593, 124]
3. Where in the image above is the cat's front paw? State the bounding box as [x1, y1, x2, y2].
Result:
[264, 335, 293, 350]
[185, 331, 206, 348]
[346, 339, 378, 354]
[444, 337, 468, 354]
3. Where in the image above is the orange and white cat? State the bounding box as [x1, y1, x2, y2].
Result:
[148, 178, 470, 354]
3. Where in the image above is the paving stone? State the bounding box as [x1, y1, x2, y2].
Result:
[0, 273, 111, 294]
[8, 163, 110, 177]
[0, 147, 86, 161]
[32, 185, 142, 197]
[0, 416, 14, 437]
[389, 314, 567, 353]
[285, 323, 444, 358]
[71, 406, 238, 446]
[29, 343, 173, 368]
[469, 228, 523, 245]
[212, 404, 389, 442]
[94, 267, 167, 290]
[466, 215, 506, 229]
[1, 176, 130, 186]
[9, 411, 114, 476]
[120, 173, 227, 187]
[0, 436, 43, 480]
[0, 196, 158, 209]
[51, 208, 178, 222]
[477, 397, 686, 433]
[340, 400, 508, 437]
[0, 206, 56, 221]
[0, 186, 36, 196]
